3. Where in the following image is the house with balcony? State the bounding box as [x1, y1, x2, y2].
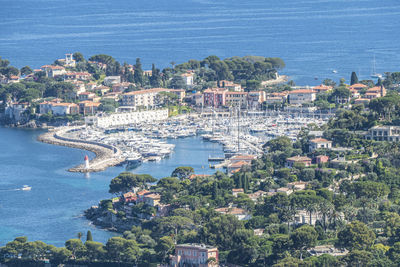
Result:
[170, 244, 218, 267]
[309, 138, 332, 152]
[365, 125, 400, 142]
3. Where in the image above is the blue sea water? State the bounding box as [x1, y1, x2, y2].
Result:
[0, 127, 223, 246]
[1, 0, 400, 85]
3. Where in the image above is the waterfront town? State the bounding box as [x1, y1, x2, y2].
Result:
[2, 52, 400, 266]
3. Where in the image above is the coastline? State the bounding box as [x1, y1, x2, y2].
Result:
[37, 127, 125, 172]
[261, 75, 289, 87]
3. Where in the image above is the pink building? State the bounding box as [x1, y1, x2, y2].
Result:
[171, 244, 218, 267]
[203, 88, 227, 107]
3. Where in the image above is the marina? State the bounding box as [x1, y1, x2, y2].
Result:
[49, 110, 330, 172]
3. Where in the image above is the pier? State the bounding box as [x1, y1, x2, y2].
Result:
[38, 127, 124, 172]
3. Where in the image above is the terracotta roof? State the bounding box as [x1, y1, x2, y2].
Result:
[232, 188, 245, 193]
[313, 85, 332, 90]
[310, 138, 331, 143]
[349, 83, 367, 89]
[231, 154, 257, 161]
[137, 190, 150, 196]
[229, 161, 251, 168]
[289, 89, 315, 94]
[287, 156, 312, 162]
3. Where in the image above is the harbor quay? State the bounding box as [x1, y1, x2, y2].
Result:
[38, 108, 329, 173]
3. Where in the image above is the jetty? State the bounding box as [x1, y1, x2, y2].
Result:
[37, 127, 124, 172]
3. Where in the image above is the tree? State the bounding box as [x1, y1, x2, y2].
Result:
[65, 239, 84, 259]
[169, 75, 186, 89]
[86, 230, 93, 242]
[155, 236, 175, 263]
[350, 71, 359, 85]
[337, 221, 375, 250]
[106, 237, 141, 263]
[150, 63, 162, 87]
[84, 241, 105, 261]
[290, 225, 318, 259]
[73, 52, 85, 62]
[134, 58, 144, 86]
[20, 66, 32, 76]
[171, 166, 194, 180]
[109, 172, 156, 195]
[343, 250, 373, 267]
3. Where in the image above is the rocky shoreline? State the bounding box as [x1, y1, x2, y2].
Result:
[37, 127, 125, 172]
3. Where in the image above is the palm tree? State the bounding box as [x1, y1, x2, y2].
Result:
[318, 201, 334, 233]
[306, 203, 318, 225]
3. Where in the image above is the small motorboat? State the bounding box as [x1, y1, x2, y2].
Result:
[332, 70, 338, 73]
[21, 185, 31, 191]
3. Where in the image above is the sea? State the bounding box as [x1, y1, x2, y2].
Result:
[0, 127, 223, 246]
[1, 0, 400, 246]
[1, 0, 400, 85]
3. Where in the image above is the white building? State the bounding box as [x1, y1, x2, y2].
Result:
[366, 125, 400, 142]
[309, 138, 332, 152]
[85, 109, 169, 128]
[41, 65, 66, 78]
[104, 76, 121, 86]
[181, 73, 194, 87]
[122, 88, 162, 108]
[288, 89, 316, 105]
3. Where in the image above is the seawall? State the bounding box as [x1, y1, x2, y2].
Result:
[37, 127, 125, 172]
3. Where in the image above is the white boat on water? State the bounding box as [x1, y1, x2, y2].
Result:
[21, 185, 31, 191]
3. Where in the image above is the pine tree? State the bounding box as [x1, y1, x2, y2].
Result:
[86, 230, 93, 242]
[134, 58, 144, 87]
[350, 72, 358, 85]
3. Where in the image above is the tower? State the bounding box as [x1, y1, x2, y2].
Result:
[84, 155, 90, 169]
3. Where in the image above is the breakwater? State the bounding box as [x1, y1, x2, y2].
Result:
[37, 127, 124, 172]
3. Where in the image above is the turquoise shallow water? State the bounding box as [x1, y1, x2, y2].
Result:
[0, 127, 223, 246]
[1, 0, 399, 84]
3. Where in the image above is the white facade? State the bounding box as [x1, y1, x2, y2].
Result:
[104, 76, 121, 86]
[181, 73, 194, 86]
[85, 109, 169, 128]
[288, 90, 316, 105]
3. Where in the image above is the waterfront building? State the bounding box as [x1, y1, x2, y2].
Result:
[4, 102, 29, 121]
[170, 244, 219, 267]
[122, 88, 164, 108]
[51, 103, 79, 115]
[225, 91, 248, 107]
[365, 125, 400, 142]
[309, 138, 332, 152]
[247, 91, 266, 108]
[191, 92, 204, 106]
[288, 89, 316, 105]
[203, 88, 227, 108]
[84, 109, 169, 128]
[79, 101, 101, 115]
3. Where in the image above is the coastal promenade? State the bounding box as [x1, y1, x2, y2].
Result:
[37, 127, 124, 172]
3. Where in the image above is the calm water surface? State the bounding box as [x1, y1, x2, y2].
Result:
[0, 0, 399, 84]
[0, 127, 223, 246]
